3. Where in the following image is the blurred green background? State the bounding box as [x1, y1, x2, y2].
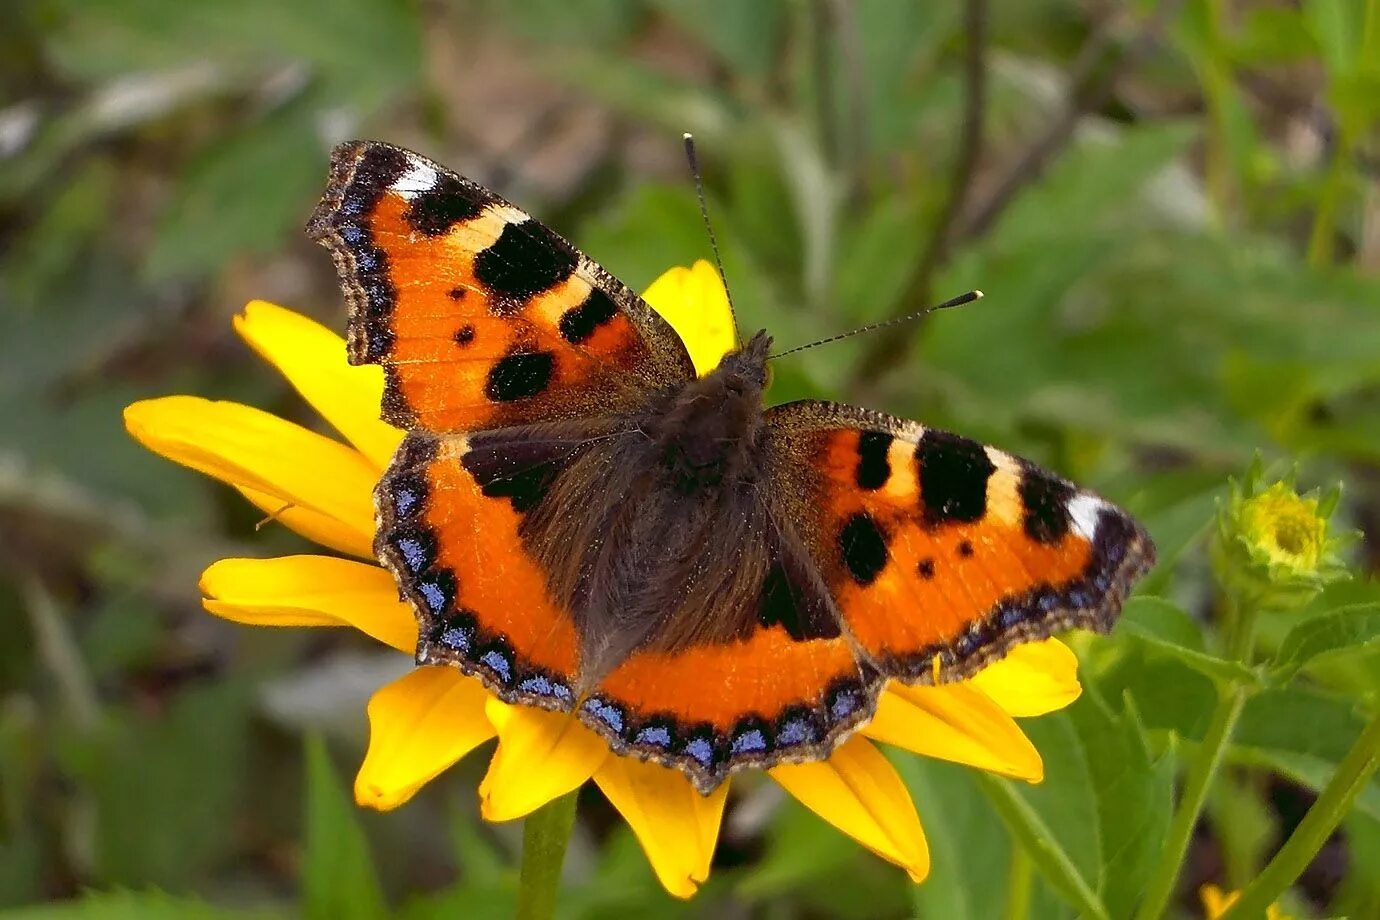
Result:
[3, 0, 1380, 917]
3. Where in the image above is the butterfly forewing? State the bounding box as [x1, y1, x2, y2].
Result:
[307, 141, 694, 434]
[762, 400, 1155, 683]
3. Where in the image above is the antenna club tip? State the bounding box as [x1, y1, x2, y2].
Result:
[682, 132, 694, 140]
[974, 289, 984, 299]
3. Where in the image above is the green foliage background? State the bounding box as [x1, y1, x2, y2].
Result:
[2, 0, 1379, 917]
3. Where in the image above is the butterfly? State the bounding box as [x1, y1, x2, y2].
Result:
[307, 141, 1156, 794]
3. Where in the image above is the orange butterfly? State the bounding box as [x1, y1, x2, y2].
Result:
[308, 142, 1155, 793]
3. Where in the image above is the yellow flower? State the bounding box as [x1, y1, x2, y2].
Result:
[124, 259, 1084, 898]
[1200, 883, 1292, 920]
[1212, 459, 1350, 611]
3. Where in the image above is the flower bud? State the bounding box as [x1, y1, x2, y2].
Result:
[1211, 459, 1350, 611]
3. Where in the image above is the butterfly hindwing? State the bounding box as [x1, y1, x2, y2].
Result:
[377, 429, 596, 708]
[307, 141, 694, 433]
[763, 400, 1155, 683]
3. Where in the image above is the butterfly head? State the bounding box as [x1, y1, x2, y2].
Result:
[651, 330, 772, 493]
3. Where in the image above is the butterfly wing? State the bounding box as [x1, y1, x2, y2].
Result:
[762, 400, 1155, 683]
[307, 141, 694, 433]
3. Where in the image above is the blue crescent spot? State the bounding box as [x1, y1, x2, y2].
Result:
[393, 487, 418, 517]
[777, 718, 814, 746]
[340, 224, 364, 243]
[480, 649, 512, 683]
[684, 737, 715, 767]
[635, 726, 672, 749]
[582, 698, 624, 733]
[519, 675, 553, 697]
[418, 581, 447, 612]
[396, 537, 427, 573]
[730, 729, 767, 756]
[830, 688, 861, 720]
[440, 624, 471, 651]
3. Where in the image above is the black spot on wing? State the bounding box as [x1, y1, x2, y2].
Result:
[558, 288, 619, 344]
[839, 512, 889, 585]
[404, 173, 492, 236]
[1018, 460, 1076, 544]
[759, 561, 841, 641]
[855, 431, 893, 490]
[461, 432, 575, 515]
[485, 350, 555, 402]
[473, 220, 578, 303]
[916, 429, 995, 525]
[454, 324, 475, 346]
[917, 558, 935, 579]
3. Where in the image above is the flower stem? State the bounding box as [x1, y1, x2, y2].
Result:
[1135, 598, 1259, 920]
[515, 791, 578, 920]
[1218, 708, 1380, 920]
[1002, 847, 1034, 920]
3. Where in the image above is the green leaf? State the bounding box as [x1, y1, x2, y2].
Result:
[1116, 597, 1260, 686]
[1271, 603, 1380, 681]
[303, 735, 387, 920]
[0, 890, 291, 919]
[1067, 692, 1176, 919]
[1304, 0, 1366, 76]
[650, 0, 787, 80]
[1230, 748, 1380, 824]
[59, 683, 253, 888]
[144, 101, 320, 282]
[976, 769, 1110, 920]
[894, 757, 1011, 920]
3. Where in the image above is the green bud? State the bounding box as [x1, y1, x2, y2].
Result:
[1211, 458, 1351, 611]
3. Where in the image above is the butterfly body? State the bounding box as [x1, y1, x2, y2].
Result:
[309, 141, 1155, 792]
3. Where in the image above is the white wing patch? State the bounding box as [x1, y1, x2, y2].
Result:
[1066, 493, 1107, 541]
[391, 159, 439, 198]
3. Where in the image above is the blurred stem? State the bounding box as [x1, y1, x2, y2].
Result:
[1307, 134, 1350, 268]
[852, 0, 987, 387]
[515, 791, 578, 920]
[1219, 708, 1380, 920]
[1198, 0, 1236, 224]
[1135, 596, 1259, 920]
[1307, 0, 1379, 266]
[20, 576, 100, 731]
[1002, 847, 1034, 920]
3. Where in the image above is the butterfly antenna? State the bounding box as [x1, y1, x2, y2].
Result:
[770, 290, 984, 359]
[683, 133, 739, 330]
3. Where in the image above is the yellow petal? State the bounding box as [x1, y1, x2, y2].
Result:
[234, 301, 403, 471]
[355, 666, 494, 810]
[969, 638, 1082, 718]
[200, 555, 416, 654]
[592, 756, 728, 898]
[1199, 884, 1233, 918]
[769, 736, 930, 882]
[641, 260, 736, 376]
[234, 484, 373, 559]
[863, 681, 1044, 783]
[124, 396, 377, 558]
[478, 698, 607, 822]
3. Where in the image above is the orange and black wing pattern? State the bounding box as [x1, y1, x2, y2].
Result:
[307, 141, 693, 434]
[376, 430, 594, 708]
[764, 401, 1155, 685]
